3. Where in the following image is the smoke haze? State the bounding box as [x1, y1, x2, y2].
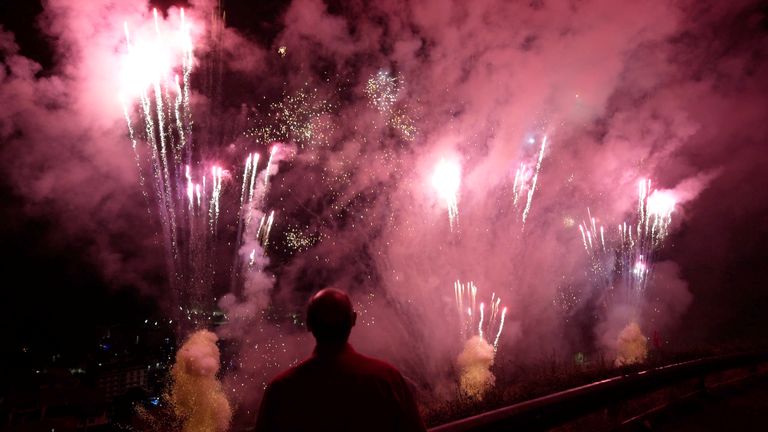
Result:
[2, 0, 768, 419]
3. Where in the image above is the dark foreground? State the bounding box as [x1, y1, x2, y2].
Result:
[632, 376, 768, 432]
[429, 351, 768, 432]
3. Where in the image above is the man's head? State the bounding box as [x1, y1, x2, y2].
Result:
[306, 288, 357, 344]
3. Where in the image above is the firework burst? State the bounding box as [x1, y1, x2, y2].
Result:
[245, 86, 335, 148]
[432, 158, 461, 231]
[453, 280, 508, 351]
[365, 70, 400, 113]
[576, 179, 677, 299]
[617, 179, 676, 293]
[577, 208, 613, 289]
[119, 9, 205, 312]
[119, 10, 287, 326]
[510, 134, 549, 228]
[365, 70, 417, 141]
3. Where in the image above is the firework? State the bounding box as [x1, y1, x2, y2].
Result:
[248, 154, 260, 203]
[453, 280, 507, 351]
[283, 226, 318, 253]
[509, 134, 550, 228]
[388, 107, 417, 141]
[453, 280, 508, 399]
[239, 154, 256, 211]
[576, 209, 614, 291]
[576, 179, 676, 298]
[209, 166, 224, 231]
[432, 159, 461, 231]
[364, 70, 418, 140]
[645, 188, 675, 244]
[512, 162, 527, 206]
[365, 70, 400, 113]
[619, 179, 676, 293]
[259, 210, 276, 249]
[521, 135, 548, 226]
[264, 145, 277, 189]
[119, 10, 287, 325]
[168, 330, 232, 431]
[245, 86, 335, 148]
[120, 9, 199, 309]
[493, 306, 508, 350]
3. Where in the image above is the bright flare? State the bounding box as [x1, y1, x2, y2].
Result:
[432, 159, 461, 230]
[120, 12, 194, 100]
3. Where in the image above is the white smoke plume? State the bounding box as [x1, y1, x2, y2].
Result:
[456, 335, 496, 399]
[169, 330, 232, 432]
[614, 322, 648, 366]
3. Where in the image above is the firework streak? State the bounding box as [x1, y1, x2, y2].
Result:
[454, 280, 508, 351]
[578, 179, 675, 298]
[119, 10, 277, 324]
[509, 135, 549, 229]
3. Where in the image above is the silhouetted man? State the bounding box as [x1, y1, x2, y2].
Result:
[254, 288, 426, 432]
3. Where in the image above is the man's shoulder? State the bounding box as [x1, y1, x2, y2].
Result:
[267, 359, 311, 388]
[267, 348, 405, 387]
[348, 350, 403, 380]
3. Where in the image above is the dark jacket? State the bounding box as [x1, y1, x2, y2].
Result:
[255, 343, 426, 432]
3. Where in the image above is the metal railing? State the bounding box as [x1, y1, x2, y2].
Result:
[430, 351, 768, 432]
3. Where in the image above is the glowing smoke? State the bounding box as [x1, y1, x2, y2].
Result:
[614, 322, 648, 366]
[453, 281, 507, 399]
[217, 145, 297, 408]
[457, 335, 496, 399]
[4, 0, 765, 420]
[169, 330, 232, 432]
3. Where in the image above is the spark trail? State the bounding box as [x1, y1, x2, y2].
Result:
[510, 134, 550, 228]
[521, 135, 548, 226]
[453, 280, 508, 399]
[618, 179, 676, 293]
[119, 10, 283, 325]
[576, 179, 676, 299]
[121, 11, 195, 311]
[453, 280, 507, 352]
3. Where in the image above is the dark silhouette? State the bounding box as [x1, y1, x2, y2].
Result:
[254, 288, 426, 432]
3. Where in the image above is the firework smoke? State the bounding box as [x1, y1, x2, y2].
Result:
[456, 335, 496, 400]
[453, 281, 507, 398]
[169, 330, 232, 432]
[579, 179, 682, 365]
[217, 145, 300, 410]
[614, 322, 648, 366]
[6, 0, 763, 423]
